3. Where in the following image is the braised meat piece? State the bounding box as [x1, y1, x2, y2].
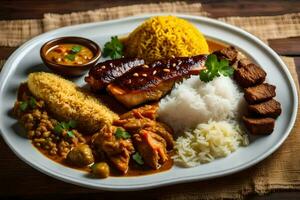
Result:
[214, 46, 238, 64]
[243, 116, 275, 135]
[114, 117, 174, 149]
[120, 105, 158, 120]
[85, 58, 145, 91]
[248, 99, 281, 118]
[92, 125, 134, 174]
[244, 83, 276, 104]
[234, 63, 266, 88]
[113, 105, 174, 169]
[133, 129, 168, 169]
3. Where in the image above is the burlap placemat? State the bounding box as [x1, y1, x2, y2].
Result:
[0, 2, 299, 199]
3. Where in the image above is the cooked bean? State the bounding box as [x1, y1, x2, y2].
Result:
[66, 144, 94, 167]
[92, 162, 110, 178]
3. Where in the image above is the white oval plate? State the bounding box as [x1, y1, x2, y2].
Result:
[0, 14, 298, 191]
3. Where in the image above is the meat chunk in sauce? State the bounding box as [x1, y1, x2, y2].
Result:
[119, 105, 158, 120]
[114, 105, 174, 169]
[234, 63, 266, 88]
[133, 129, 168, 169]
[243, 116, 275, 135]
[114, 117, 174, 150]
[244, 83, 276, 104]
[92, 125, 134, 174]
[248, 99, 281, 118]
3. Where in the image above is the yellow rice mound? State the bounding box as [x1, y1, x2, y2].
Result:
[124, 16, 209, 63]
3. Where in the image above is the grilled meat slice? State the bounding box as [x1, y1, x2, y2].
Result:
[244, 83, 276, 104]
[133, 129, 168, 169]
[92, 125, 134, 174]
[248, 99, 281, 118]
[107, 80, 175, 108]
[88, 55, 206, 108]
[85, 58, 145, 91]
[113, 55, 206, 91]
[234, 63, 266, 88]
[85, 55, 206, 94]
[214, 46, 238, 64]
[114, 117, 174, 149]
[243, 116, 275, 135]
[238, 58, 253, 68]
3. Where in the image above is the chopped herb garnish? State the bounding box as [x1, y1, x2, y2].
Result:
[115, 127, 131, 139]
[28, 97, 36, 108]
[19, 101, 28, 112]
[53, 120, 77, 136]
[199, 54, 234, 83]
[132, 152, 144, 165]
[65, 54, 75, 61]
[103, 36, 124, 59]
[70, 45, 82, 54]
[67, 130, 75, 137]
[53, 123, 64, 134]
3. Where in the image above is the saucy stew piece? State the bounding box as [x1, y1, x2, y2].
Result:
[46, 43, 94, 65]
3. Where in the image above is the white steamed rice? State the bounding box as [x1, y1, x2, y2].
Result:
[158, 75, 248, 167]
[173, 120, 249, 167]
[158, 75, 246, 134]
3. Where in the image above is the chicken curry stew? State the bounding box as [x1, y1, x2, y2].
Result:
[13, 84, 174, 178]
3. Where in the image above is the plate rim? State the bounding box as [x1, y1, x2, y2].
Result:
[0, 13, 298, 191]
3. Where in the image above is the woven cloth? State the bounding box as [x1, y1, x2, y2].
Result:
[0, 2, 299, 199]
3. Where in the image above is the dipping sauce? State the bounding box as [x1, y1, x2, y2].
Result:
[46, 44, 94, 65]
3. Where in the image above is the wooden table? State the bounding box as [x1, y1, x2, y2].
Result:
[1, 1, 300, 199]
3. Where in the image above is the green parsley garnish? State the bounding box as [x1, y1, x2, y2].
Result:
[19, 101, 28, 112]
[115, 127, 131, 139]
[19, 97, 37, 112]
[65, 54, 75, 61]
[28, 97, 36, 108]
[132, 152, 144, 165]
[67, 130, 75, 138]
[53, 120, 77, 137]
[103, 36, 124, 59]
[199, 54, 234, 83]
[70, 45, 82, 54]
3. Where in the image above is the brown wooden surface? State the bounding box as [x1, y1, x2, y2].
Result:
[1, 1, 300, 200]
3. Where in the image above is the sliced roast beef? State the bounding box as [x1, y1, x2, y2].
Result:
[234, 63, 266, 88]
[244, 83, 276, 104]
[248, 99, 281, 118]
[243, 116, 275, 135]
[214, 46, 238, 64]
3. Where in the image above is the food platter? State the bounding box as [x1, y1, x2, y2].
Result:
[0, 13, 298, 191]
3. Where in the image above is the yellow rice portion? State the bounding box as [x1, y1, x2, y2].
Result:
[27, 72, 119, 134]
[124, 16, 209, 63]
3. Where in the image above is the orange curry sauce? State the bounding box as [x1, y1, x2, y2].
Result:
[46, 43, 94, 65]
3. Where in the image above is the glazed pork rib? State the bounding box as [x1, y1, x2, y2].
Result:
[85, 57, 145, 91]
[106, 55, 207, 107]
